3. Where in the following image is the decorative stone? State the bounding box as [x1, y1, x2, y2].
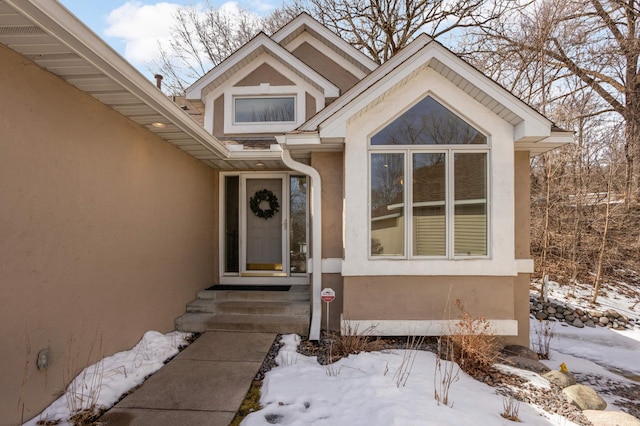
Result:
[605, 309, 620, 318]
[599, 316, 610, 325]
[583, 410, 640, 426]
[565, 314, 575, 322]
[547, 306, 557, 314]
[572, 318, 584, 328]
[585, 319, 596, 327]
[574, 307, 584, 316]
[543, 370, 576, 388]
[562, 385, 607, 410]
[556, 313, 564, 319]
[591, 310, 604, 317]
[536, 311, 549, 320]
[502, 345, 539, 361]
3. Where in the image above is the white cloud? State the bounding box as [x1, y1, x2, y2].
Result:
[105, 1, 181, 66]
[104, 0, 275, 69]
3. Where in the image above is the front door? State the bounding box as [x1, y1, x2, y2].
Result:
[221, 173, 308, 284]
[243, 177, 285, 276]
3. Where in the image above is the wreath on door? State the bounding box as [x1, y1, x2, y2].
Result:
[249, 189, 280, 219]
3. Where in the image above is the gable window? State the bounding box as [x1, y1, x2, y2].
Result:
[370, 96, 488, 259]
[234, 96, 295, 123]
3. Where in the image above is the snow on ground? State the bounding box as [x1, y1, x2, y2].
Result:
[242, 335, 579, 426]
[23, 331, 191, 426]
[26, 278, 640, 425]
[243, 279, 640, 426]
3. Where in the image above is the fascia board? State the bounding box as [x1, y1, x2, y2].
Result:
[428, 44, 553, 139]
[302, 34, 433, 132]
[8, 0, 230, 159]
[272, 13, 378, 72]
[318, 40, 555, 141]
[186, 33, 339, 101]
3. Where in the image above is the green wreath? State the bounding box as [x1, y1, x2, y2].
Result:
[249, 189, 280, 219]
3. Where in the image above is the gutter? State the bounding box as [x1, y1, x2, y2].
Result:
[274, 142, 323, 341]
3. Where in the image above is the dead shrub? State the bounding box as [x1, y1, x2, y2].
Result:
[446, 300, 502, 375]
[334, 320, 383, 357]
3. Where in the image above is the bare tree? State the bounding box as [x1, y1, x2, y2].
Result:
[152, 1, 266, 94]
[467, 0, 640, 203]
[294, 0, 510, 64]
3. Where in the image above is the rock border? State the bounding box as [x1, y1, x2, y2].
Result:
[530, 295, 638, 330]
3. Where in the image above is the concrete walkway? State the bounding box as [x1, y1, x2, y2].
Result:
[100, 331, 277, 426]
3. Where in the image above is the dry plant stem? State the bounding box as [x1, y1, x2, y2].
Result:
[393, 335, 425, 387]
[501, 396, 521, 422]
[18, 333, 31, 425]
[64, 328, 104, 419]
[531, 319, 554, 360]
[434, 336, 459, 407]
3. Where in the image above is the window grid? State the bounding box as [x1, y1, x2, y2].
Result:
[369, 147, 489, 260]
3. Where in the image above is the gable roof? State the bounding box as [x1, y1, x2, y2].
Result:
[293, 34, 572, 155]
[185, 32, 340, 101]
[271, 12, 378, 76]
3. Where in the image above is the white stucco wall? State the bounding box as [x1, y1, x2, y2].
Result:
[342, 68, 519, 277]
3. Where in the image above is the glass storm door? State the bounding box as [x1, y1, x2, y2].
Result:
[222, 174, 308, 282]
[243, 177, 286, 275]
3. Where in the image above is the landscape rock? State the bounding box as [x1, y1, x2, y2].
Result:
[582, 410, 640, 426]
[505, 356, 551, 374]
[502, 345, 539, 361]
[530, 294, 639, 331]
[544, 370, 577, 388]
[562, 384, 607, 410]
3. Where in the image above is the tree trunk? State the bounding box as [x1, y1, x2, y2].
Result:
[591, 166, 614, 305]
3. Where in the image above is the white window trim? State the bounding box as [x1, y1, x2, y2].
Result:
[368, 146, 491, 261]
[224, 85, 305, 134]
[233, 94, 296, 124]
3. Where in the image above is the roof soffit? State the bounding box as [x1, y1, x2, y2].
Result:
[0, 0, 231, 165]
[185, 33, 340, 101]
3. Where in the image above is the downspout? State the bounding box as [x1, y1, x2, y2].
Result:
[276, 145, 322, 341]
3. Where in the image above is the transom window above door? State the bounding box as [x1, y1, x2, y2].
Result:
[369, 96, 489, 259]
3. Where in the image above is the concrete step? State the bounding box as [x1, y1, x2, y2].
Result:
[196, 286, 309, 302]
[186, 300, 310, 316]
[175, 313, 309, 335]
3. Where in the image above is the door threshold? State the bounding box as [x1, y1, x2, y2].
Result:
[220, 276, 309, 285]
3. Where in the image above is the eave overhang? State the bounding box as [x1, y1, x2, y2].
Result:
[0, 0, 284, 170]
[297, 34, 571, 152]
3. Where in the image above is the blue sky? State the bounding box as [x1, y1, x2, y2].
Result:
[58, 0, 275, 74]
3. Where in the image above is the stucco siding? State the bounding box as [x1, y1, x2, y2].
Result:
[343, 276, 516, 321]
[311, 151, 344, 259]
[234, 62, 294, 86]
[0, 45, 216, 421]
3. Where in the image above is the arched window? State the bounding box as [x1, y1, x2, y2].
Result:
[369, 96, 488, 259]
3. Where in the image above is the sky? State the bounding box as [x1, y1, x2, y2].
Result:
[57, 0, 277, 77]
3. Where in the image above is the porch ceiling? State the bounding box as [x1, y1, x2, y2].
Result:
[0, 0, 284, 171]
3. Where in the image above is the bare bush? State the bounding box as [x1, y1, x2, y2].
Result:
[447, 300, 502, 375]
[531, 319, 555, 360]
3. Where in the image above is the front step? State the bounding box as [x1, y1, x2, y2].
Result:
[175, 285, 310, 335]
